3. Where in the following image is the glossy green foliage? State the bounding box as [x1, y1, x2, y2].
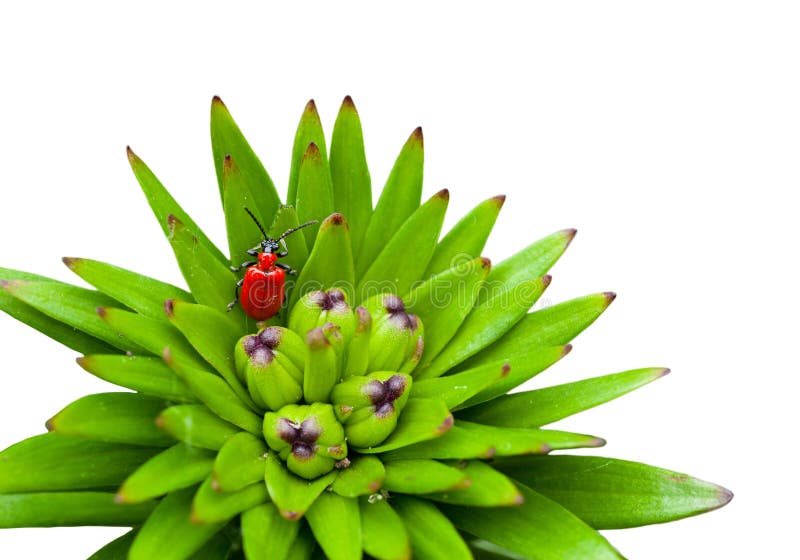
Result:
[0, 493, 154, 528]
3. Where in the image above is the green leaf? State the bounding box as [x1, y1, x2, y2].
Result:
[47, 393, 172, 447]
[268, 205, 311, 276]
[87, 530, 137, 559]
[495, 455, 733, 529]
[165, 299, 253, 409]
[98, 307, 207, 371]
[63, 257, 193, 320]
[392, 495, 471, 560]
[359, 496, 411, 560]
[190, 533, 235, 560]
[462, 292, 615, 369]
[191, 477, 269, 524]
[157, 404, 241, 451]
[406, 257, 490, 361]
[306, 491, 361, 560]
[76, 354, 196, 403]
[290, 213, 355, 310]
[487, 228, 576, 288]
[222, 155, 269, 266]
[287, 525, 317, 560]
[416, 276, 551, 379]
[1, 280, 145, 354]
[166, 214, 251, 330]
[296, 142, 335, 251]
[164, 350, 263, 435]
[331, 455, 386, 498]
[357, 190, 448, 302]
[241, 502, 301, 560]
[382, 459, 469, 494]
[440, 484, 624, 560]
[129, 486, 224, 560]
[468, 540, 527, 560]
[264, 452, 337, 521]
[456, 346, 571, 409]
[288, 100, 327, 207]
[0, 433, 160, 493]
[461, 367, 670, 427]
[212, 432, 267, 493]
[411, 360, 510, 410]
[356, 398, 452, 454]
[0, 268, 119, 354]
[423, 460, 522, 507]
[0, 493, 155, 528]
[211, 96, 280, 217]
[330, 96, 372, 257]
[356, 128, 424, 278]
[424, 195, 505, 278]
[116, 443, 214, 503]
[383, 421, 604, 461]
[127, 147, 227, 264]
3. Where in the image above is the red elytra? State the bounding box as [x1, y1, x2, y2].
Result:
[228, 208, 317, 321]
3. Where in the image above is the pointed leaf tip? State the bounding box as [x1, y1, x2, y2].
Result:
[212, 95, 225, 107]
[125, 146, 137, 162]
[342, 95, 356, 109]
[304, 142, 322, 159]
[323, 213, 347, 228]
[163, 298, 175, 318]
[436, 414, 454, 435]
[492, 194, 507, 207]
[304, 99, 318, 115]
[542, 274, 552, 288]
[480, 257, 492, 270]
[604, 292, 617, 304]
[435, 188, 450, 200]
[563, 228, 578, 244]
[95, 306, 107, 319]
[61, 257, 79, 269]
[411, 126, 423, 144]
[562, 344, 573, 357]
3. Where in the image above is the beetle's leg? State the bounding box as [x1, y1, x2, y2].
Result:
[246, 244, 261, 257]
[229, 261, 258, 273]
[275, 262, 298, 275]
[227, 278, 245, 311]
[275, 251, 289, 258]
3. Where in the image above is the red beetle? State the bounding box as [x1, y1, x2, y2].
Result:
[228, 207, 317, 320]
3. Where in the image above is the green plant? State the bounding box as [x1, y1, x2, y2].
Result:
[0, 96, 731, 559]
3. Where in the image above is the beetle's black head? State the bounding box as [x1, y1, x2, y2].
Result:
[261, 238, 281, 254]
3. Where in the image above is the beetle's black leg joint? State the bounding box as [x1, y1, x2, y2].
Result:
[227, 278, 245, 311]
[276, 251, 289, 258]
[230, 261, 258, 273]
[275, 262, 298, 275]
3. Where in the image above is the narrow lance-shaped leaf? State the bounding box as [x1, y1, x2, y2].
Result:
[212, 431, 268, 492]
[356, 127, 424, 278]
[128, 486, 225, 560]
[440, 484, 624, 560]
[295, 142, 335, 250]
[0, 433, 161, 493]
[268, 205, 310, 276]
[222, 154, 269, 266]
[0, 493, 155, 529]
[241, 503, 301, 560]
[290, 213, 355, 310]
[382, 459, 470, 494]
[487, 228, 576, 287]
[383, 421, 604, 461]
[2, 280, 145, 354]
[306, 491, 362, 560]
[495, 455, 734, 529]
[77, 354, 197, 403]
[211, 96, 281, 216]
[63, 257, 193, 320]
[127, 147, 227, 264]
[264, 452, 337, 521]
[392, 495, 471, 560]
[416, 275, 551, 379]
[47, 392, 173, 447]
[423, 460, 523, 507]
[287, 99, 327, 206]
[0, 268, 116, 355]
[357, 189, 449, 303]
[406, 257, 490, 362]
[331, 455, 386, 498]
[359, 496, 411, 560]
[330, 95, 372, 257]
[461, 292, 616, 369]
[461, 367, 670, 428]
[116, 443, 215, 504]
[87, 530, 137, 559]
[191, 476, 269, 524]
[424, 194, 505, 278]
[411, 359, 510, 410]
[157, 404, 242, 451]
[355, 398, 453, 454]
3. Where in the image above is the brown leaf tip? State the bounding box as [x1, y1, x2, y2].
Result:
[603, 292, 617, 305]
[479, 257, 492, 270]
[282, 510, 300, 521]
[61, 257, 79, 269]
[211, 95, 226, 108]
[561, 344, 573, 357]
[435, 188, 450, 201]
[541, 274, 553, 288]
[492, 194, 507, 208]
[95, 307, 107, 319]
[657, 368, 671, 378]
[513, 493, 525, 505]
[304, 142, 322, 159]
[501, 363, 511, 376]
[327, 213, 346, 226]
[304, 99, 318, 115]
[436, 414, 454, 435]
[163, 299, 175, 318]
[562, 228, 578, 247]
[45, 417, 55, 432]
[342, 95, 356, 109]
[411, 126, 423, 143]
[113, 492, 127, 505]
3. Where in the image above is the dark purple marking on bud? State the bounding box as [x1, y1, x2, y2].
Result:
[291, 441, 314, 460]
[309, 289, 348, 311]
[382, 294, 406, 314]
[363, 375, 407, 419]
[243, 327, 283, 366]
[277, 417, 322, 459]
[259, 327, 282, 348]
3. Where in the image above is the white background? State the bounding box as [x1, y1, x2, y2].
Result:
[0, 2, 797, 558]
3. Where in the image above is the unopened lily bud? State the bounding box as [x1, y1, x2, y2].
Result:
[366, 294, 424, 372]
[303, 325, 340, 403]
[235, 327, 306, 411]
[289, 289, 357, 342]
[343, 306, 372, 379]
[330, 372, 412, 448]
[263, 403, 347, 479]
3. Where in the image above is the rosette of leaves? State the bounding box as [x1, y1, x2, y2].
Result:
[0, 97, 732, 559]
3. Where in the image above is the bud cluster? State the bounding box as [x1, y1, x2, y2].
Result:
[233, 289, 424, 479]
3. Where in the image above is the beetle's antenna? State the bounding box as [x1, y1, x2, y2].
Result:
[280, 220, 318, 240]
[243, 207, 268, 239]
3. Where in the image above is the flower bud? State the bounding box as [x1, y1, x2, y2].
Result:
[289, 289, 357, 342]
[303, 325, 341, 403]
[330, 372, 412, 448]
[343, 306, 371, 379]
[263, 403, 348, 479]
[365, 294, 424, 372]
[235, 327, 307, 411]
